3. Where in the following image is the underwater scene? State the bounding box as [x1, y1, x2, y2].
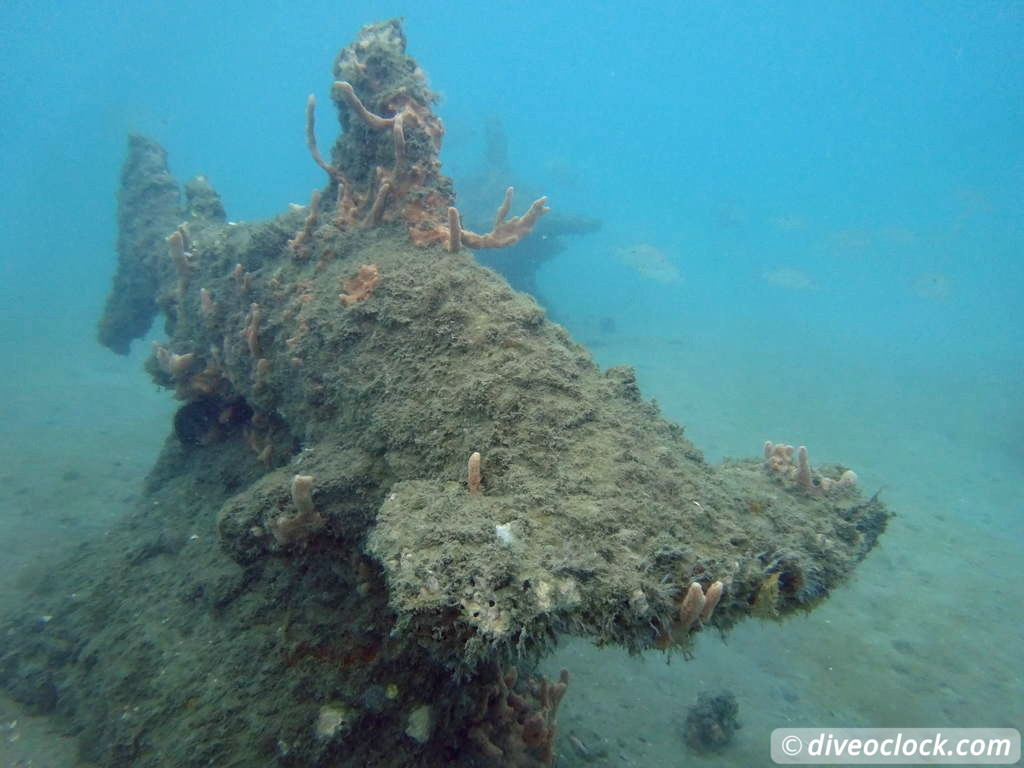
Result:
[0, 2, 1021, 766]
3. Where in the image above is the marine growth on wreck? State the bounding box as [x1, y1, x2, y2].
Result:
[2, 19, 889, 767]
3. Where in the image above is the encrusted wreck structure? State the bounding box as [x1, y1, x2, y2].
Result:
[2, 20, 888, 767]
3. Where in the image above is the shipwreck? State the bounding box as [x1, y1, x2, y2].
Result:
[1, 19, 888, 767]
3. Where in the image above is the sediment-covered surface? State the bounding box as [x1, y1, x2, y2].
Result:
[0, 19, 888, 768]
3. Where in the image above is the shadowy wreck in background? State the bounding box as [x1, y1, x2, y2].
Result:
[3, 19, 888, 767]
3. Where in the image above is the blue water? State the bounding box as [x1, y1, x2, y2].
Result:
[1, 0, 1021, 763]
